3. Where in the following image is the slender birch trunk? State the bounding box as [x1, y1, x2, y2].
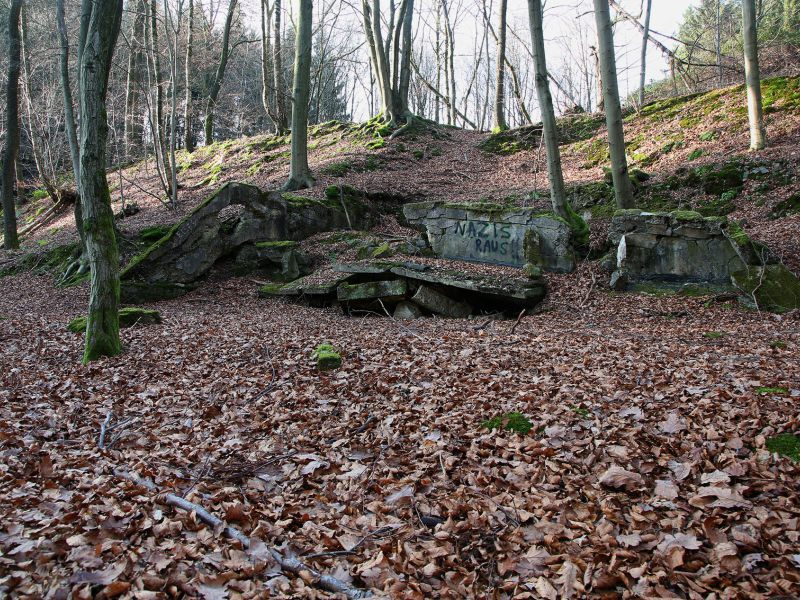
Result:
[273, 0, 289, 133]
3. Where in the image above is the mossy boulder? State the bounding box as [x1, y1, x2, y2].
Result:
[312, 343, 342, 371]
[731, 264, 800, 313]
[68, 307, 161, 333]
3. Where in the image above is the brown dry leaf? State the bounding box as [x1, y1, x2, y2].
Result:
[659, 412, 686, 434]
[599, 465, 644, 491]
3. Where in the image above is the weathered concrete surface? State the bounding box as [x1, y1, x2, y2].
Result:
[123, 182, 371, 287]
[337, 280, 408, 302]
[609, 211, 746, 284]
[394, 301, 424, 319]
[403, 201, 576, 272]
[234, 240, 309, 280]
[608, 210, 800, 312]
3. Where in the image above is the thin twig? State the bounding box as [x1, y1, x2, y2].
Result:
[114, 468, 372, 599]
[509, 309, 527, 334]
[98, 411, 113, 450]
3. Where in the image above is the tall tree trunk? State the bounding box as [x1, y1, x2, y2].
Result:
[434, 2, 441, 124]
[742, 0, 766, 150]
[441, 0, 456, 125]
[125, 0, 146, 156]
[261, 0, 277, 125]
[147, 0, 172, 192]
[204, 0, 238, 144]
[56, 0, 84, 249]
[78, 0, 124, 363]
[397, 0, 414, 117]
[283, 0, 314, 191]
[528, 0, 568, 219]
[272, 0, 289, 133]
[638, 0, 652, 108]
[184, 0, 195, 151]
[163, 0, 181, 208]
[2, 0, 22, 250]
[494, 0, 508, 131]
[592, 0, 634, 209]
[716, 0, 723, 86]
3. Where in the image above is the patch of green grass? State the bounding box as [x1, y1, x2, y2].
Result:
[688, 148, 704, 161]
[699, 131, 718, 142]
[770, 340, 788, 350]
[321, 160, 353, 177]
[765, 433, 800, 462]
[31, 189, 50, 201]
[570, 406, 591, 418]
[756, 386, 789, 396]
[482, 412, 533, 435]
[703, 331, 726, 339]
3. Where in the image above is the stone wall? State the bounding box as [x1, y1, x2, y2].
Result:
[403, 201, 577, 272]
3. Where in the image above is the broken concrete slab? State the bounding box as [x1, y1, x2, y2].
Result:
[412, 285, 472, 318]
[337, 280, 408, 302]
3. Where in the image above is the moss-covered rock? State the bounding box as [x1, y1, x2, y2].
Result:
[731, 264, 800, 313]
[312, 343, 342, 371]
[68, 307, 161, 333]
[770, 193, 800, 219]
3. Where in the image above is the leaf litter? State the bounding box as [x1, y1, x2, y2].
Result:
[0, 271, 798, 598]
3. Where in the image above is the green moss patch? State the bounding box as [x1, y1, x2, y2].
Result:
[68, 307, 161, 333]
[482, 412, 533, 435]
[732, 264, 800, 313]
[756, 386, 789, 395]
[312, 343, 342, 371]
[254, 240, 298, 249]
[765, 433, 800, 462]
[770, 193, 800, 219]
[139, 225, 173, 245]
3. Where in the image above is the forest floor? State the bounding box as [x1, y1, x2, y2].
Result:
[1, 78, 800, 598]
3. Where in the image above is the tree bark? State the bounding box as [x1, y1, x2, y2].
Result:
[528, 0, 573, 222]
[78, 0, 124, 362]
[742, 0, 766, 150]
[282, 0, 314, 191]
[441, 0, 457, 126]
[147, 0, 172, 193]
[184, 0, 195, 151]
[56, 0, 85, 250]
[2, 0, 23, 250]
[494, 0, 508, 131]
[204, 0, 239, 144]
[272, 0, 289, 133]
[592, 0, 634, 209]
[124, 0, 146, 156]
[638, 0, 652, 107]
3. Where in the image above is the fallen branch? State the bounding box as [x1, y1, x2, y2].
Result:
[509, 309, 527, 334]
[114, 468, 371, 599]
[98, 411, 112, 449]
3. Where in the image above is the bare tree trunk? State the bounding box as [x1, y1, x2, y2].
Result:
[441, 0, 456, 125]
[204, 0, 238, 144]
[593, 0, 634, 208]
[494, 0, 508, 131]
[434, 2, 441, 123]
[56, 0, 84, 250]
[184, 0, 195, 151]
[261, 0, 277, 125]
[282, 0, 314, 191]
[742, 0, 766, 150]
[273, 0, 289, 133]
[528, 0, 569, 219]
[78, 0, 124, 362]
[716, 0, 723, 86]
[125, 0, 146, 156]
[591, 44, 603, 112]
[163, 0, 182, 208]
[56, 0, 80, 186]
[638, 0, 652, 107]
[147, 0, 172, 192]
[398, 0, 414, 116]
[2, 0, 22, 250]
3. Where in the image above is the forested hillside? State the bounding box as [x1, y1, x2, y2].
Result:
[1, 0, 799, 598]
